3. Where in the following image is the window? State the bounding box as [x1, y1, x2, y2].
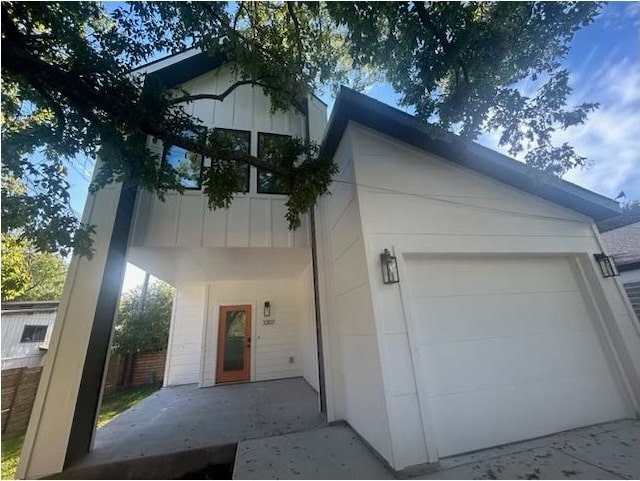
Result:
[209, 129, 251, 193]
[162, 129, 205, 189]
[257, 133, 291, 194]
[21, 325, 48, 343]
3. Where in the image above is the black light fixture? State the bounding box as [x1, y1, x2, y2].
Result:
[264, 301, 271, 317]
[594, 252, 618, 278]
[380, 249, 400, 284]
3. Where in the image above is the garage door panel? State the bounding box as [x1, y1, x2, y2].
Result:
[419, 330, 613, 397]
[407, 256, 578, 298]
[428, 372, 628, 457]
[406, 255, 631, 458]
[411, 291, 592, 343]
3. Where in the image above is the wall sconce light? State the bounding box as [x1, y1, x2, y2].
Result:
[380, 249, 400, 284]
[264, 301, 271, 317]
[594, 253, 618, 278]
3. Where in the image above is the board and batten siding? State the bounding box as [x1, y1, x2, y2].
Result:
[337, 122, 640, 469]
[164, 270, 318, 389]
[130, 64, 326, 251]
[164, 285, 207, 386]
[1, 310, 55, 369]
[317, 127, 394, 465]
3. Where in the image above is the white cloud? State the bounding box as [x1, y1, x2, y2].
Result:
[480, 54, 640, 201]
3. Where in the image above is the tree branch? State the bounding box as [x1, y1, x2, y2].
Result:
[413, 1, 470, 86]
[169, 78, 270, 105]
[3, 39, 290, 177]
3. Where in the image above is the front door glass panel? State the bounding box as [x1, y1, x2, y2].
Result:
[223, 310, 247, 371]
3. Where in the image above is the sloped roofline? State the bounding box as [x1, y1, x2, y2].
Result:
[134, 49, 328, 108]
[321, 87, 621, 221]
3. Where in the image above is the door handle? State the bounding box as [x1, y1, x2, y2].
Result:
[246, 336, 251, 348]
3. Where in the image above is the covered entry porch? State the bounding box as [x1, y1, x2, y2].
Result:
[62, 378, 325, 477]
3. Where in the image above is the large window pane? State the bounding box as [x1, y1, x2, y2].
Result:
[257, 133, 290, 194]
[210, 129, 251, 193]
[163, 130, 204, 189]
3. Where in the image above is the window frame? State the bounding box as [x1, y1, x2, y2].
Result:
[160, 126, 207, 190]
[20, 325, 48, 343]
[210, 128, 252, 194]
[256, 132, 292, 195]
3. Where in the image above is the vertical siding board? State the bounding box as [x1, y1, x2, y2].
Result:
[249, 198, 272, 247]
[203, 204, 228, 247]
[227, 197, 250, 247]
[1, 311, 56, 368]
[132, 64, 328, 252]
[176, 195, 205, 247]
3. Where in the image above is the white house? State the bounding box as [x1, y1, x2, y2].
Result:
[1, 302, 57, 370]
[601, 221, 640, 319]
[17, 52, 640, 478]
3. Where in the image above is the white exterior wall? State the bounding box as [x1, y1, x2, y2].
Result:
[316, 128, 394, 464]
[333, 122, 640, 470]
[298, 264, 320, 391]
[130, 65, 326, 253]
[1, 310, 56, 369]
[164, 285, 208, 386]
[164, 269, 318, 390]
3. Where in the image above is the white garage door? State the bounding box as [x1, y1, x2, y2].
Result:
[406, 255, 631, 458]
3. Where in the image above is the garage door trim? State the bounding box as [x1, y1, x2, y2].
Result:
[394, 250, 635, 461]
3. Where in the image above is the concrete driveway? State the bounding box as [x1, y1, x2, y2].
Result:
[235, 419, 639, 480]
[415, 419, 639, 480]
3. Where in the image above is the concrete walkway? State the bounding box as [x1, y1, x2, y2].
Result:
[234, 419, 639, 480]
[73, 378, 325, 469]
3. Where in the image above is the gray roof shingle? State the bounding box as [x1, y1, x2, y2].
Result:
[600, 222, 640, 266]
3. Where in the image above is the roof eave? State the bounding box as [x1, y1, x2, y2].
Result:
[322, 87, 621, 222]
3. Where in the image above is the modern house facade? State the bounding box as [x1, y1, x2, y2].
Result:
[17, 52, 640, 478]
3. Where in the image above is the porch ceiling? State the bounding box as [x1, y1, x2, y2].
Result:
[127, 246, 311, 286]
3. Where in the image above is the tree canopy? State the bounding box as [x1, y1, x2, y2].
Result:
[111, 280, 174, 354]
[1, 233, 68, 301]
[1, 1, 603, 258]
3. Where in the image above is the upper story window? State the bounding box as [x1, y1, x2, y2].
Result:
[162, 129, 205, 189]
[21, 325, 48, 343]
[210, 128, 251, 193]
[257, 133, 291, 194]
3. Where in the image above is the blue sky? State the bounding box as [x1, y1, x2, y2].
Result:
[64, 2, 639, 290]
[316, 2, 640, 202]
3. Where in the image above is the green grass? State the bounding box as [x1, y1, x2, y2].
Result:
[97, 383, 161, 428]
[1, 383, 161, 479]
[1, 434, 24, 480]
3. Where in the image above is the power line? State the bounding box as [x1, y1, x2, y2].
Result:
[331, 179, 587, 224]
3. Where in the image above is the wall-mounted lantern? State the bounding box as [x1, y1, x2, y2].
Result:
[380, 249, 400, 284]
[264, 301, 271, 317]
[594, 253, 618, 278]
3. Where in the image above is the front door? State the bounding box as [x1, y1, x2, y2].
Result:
[216, 305, 252, 383]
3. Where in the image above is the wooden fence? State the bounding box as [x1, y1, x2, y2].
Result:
[1, 366, 42, 437]
[104, 351, 166, 395]
[1, 351, 166, 437]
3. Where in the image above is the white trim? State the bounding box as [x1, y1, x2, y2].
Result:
[396, 250, 637, 461]
[395, 248, 440, 463]
[163, 289, 180, 387]
[570, 255, 638, 413]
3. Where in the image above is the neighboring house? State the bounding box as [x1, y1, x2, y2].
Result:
[1, 301, 57, 370]
[601, 221, 640, 319]
[18, 51, 640, 478]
